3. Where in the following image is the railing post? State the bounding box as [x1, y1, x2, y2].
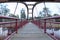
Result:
[15, 19, 18, 33]
[39, 20, 40, 28]
[44, 19, 46, 33]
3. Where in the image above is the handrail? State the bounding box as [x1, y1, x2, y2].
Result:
[40, 21, 60, 24]
[0, 21, 16, 24]
[0, 16, 20, 40]
[0, 21, 20, 24]
[40, 16, 60, 40]
[46, 33, 58, 40]
[42, 16, 60, 20]
[0, 16, 20, 20]
[4, 31, 16, 40]
[32, 16, 60, 40]
[1, 17, 28, 40]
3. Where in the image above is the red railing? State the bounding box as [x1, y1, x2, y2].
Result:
[0, 16, 28, 40]
[40, 16, 60, 40]
[31, 16, 60, 40]
[0, 16, 20, 40]
[31, 20, 40, 28]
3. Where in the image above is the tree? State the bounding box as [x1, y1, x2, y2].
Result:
[3, 14, 19, 22]
[39, 11, 42, 17]
[16, 14, 19, 18]
[0, 4, 10, 22]
[38, 11, 43, 18]
[0, 3, 10, 16]
[47, 14, 52, 17]
[53, 14, 60, 22]
[42, 7, 51, 17]
[20, 8, 26, 19]
[9, 14, 19, 18]
[53, 14, 59, 16]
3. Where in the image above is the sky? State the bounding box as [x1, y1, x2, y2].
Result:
[34, 2, 60, 17]
[1, 2, 60, 18]
[2, 2, 27, 18]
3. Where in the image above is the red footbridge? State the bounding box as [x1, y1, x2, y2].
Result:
[0, 16, 59, 40]
[0, 0, 60, 40]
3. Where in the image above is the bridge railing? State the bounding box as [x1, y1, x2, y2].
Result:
[40, 16, 60, 40]
[0, 16, 28, 40]
[0, 16, 20, 40]
[31, 16, 60, 40]
[31, 19, 40, 28]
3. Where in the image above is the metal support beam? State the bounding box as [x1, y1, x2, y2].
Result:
[44, 19, 46, 33]
[15, 19, 18, 33]
[27, 4, 34, 6]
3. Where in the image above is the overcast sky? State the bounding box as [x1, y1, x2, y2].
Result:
[34, 2, 60, 17]
[1, 2, 60, 18]
[3, 2, 27, 18]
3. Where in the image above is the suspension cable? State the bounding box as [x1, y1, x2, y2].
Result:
[44, 2, 53, 33]
[44, 2, 48, 17]
[14, 2, 18, 14]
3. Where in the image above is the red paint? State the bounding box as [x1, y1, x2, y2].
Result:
[15, 19, 18, 33]
[42, 16, 60, 20]
[44, 19, 46, 33]
[46, 33, 58, 40]
[4, 31, 16, 40]
[0, 16, 29, 40]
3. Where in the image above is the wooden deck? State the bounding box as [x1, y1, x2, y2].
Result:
[10, 22, 53, 40]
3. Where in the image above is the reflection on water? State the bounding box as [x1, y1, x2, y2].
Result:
[0, 27, 3, 35]
[46, 29, 54, 34]
[0, 27, 8, 37]
[46, 29, 60, 39]
[54, 30, 60, 39]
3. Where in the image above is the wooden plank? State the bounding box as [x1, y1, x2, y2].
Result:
[10, 22, 53, 40]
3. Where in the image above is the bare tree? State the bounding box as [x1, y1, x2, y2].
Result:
[0, 3, 10, 16]
[42, 7, 51, 17]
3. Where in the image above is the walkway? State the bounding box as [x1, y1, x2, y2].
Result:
[10, 22, 53, 40]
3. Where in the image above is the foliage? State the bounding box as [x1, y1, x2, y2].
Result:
[20, 8, 26, 19]
[53, 14, 59, 16]
[9, 14, 19, 18]
[38, 11, 43, 18]
[38, 7, 52, 18]
[16, 14, 19, 18]
[42, 7, 51, 17]
[53, 14, 60, 22]
[47, 14, 52, 17]
[0, 3, 10, 16]
[0, 3, 10, 22]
